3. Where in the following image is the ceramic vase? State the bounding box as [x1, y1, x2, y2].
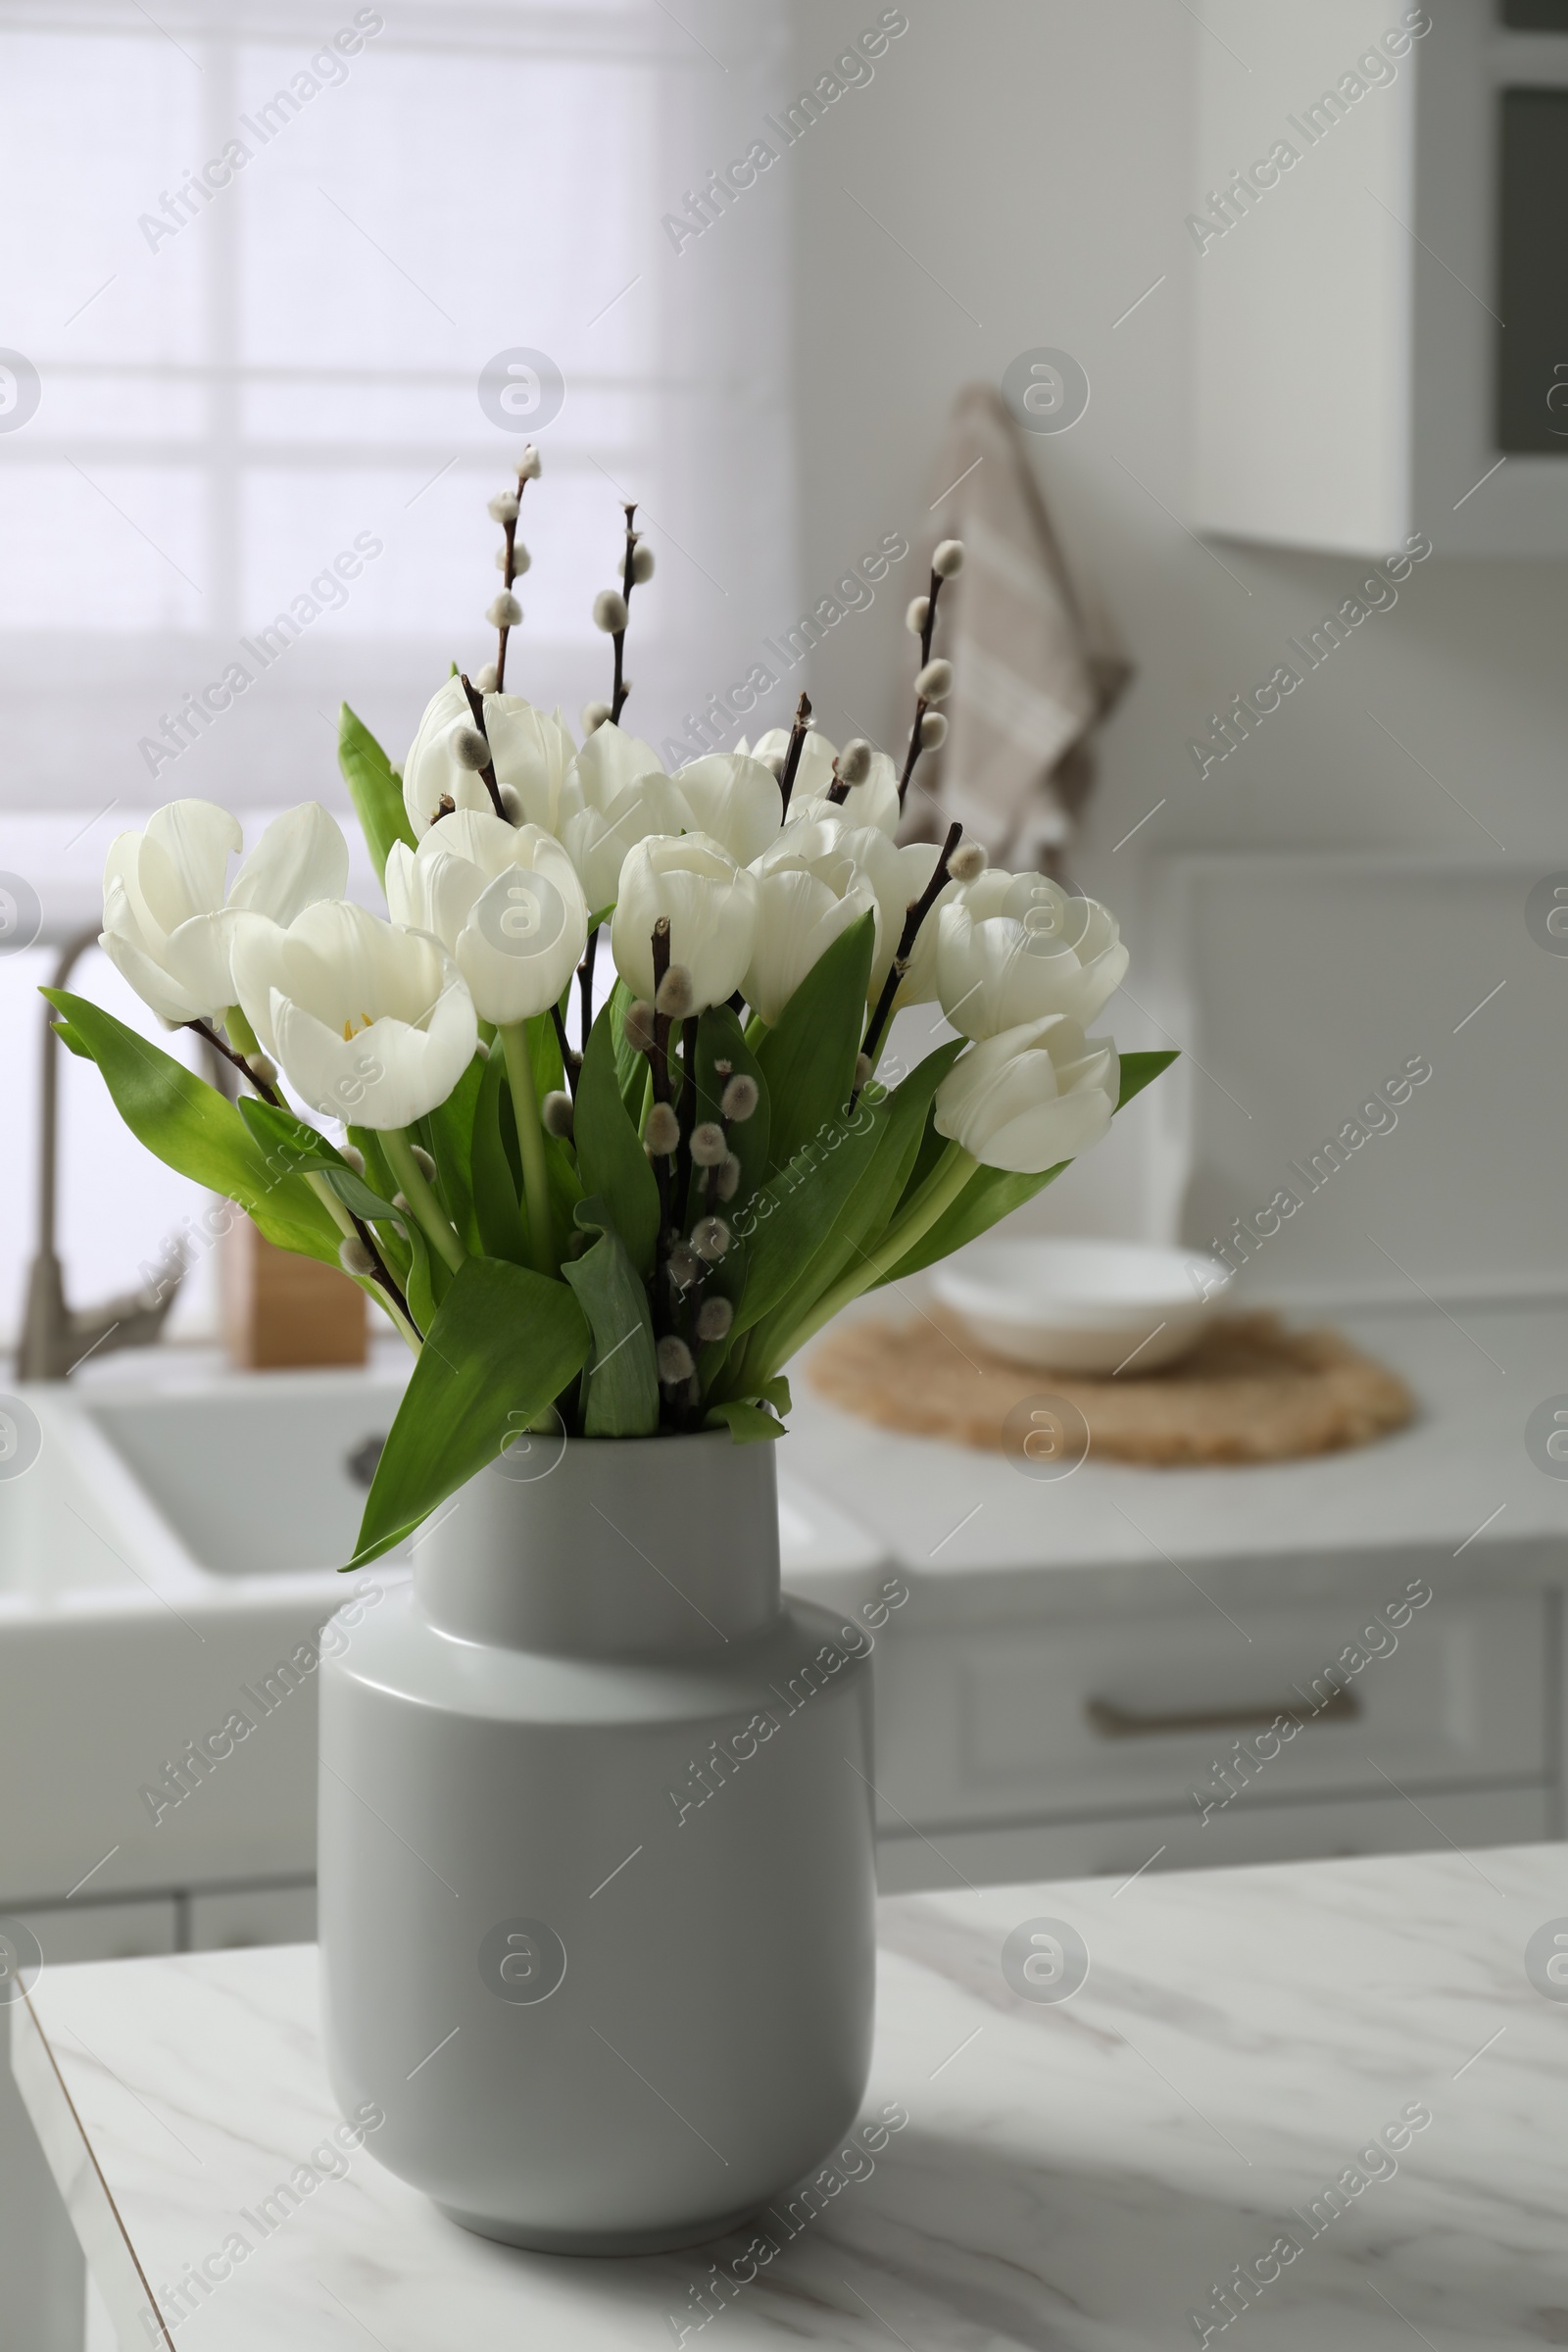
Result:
[318, 1431, 877, 2255]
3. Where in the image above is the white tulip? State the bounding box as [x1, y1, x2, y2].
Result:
[564, 774, 693, 911]
[611, 832, 759, 1010]
[566, 718, 666, 813]
[385, 810, 587, 1026]
[403, 677, 579, 837]
[673, 753, 783, 866]
[936, 872, 1128, 1039]
[231, 899, 476, 1130]
[741, 727, 901, 837]
[744, 866, 877, 1026]
[100, 800, 348, 1025]
[934, 1015, 1119, 1174]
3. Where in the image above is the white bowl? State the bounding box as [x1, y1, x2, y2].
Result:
[931, 1239, 1229, 1375]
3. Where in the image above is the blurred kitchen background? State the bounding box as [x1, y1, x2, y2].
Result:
[4, 0, 1568, 1941]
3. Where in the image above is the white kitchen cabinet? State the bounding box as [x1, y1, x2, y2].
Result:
[188, 1880, 317, 1950]
[875, 1783, 1552, 1892]
[1192, 0, 1568, 554]
[17, 1898, 178, 1966]
[873, 1592, 1550, 1830]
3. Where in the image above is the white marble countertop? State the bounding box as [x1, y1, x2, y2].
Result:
[12, 1842, 1568, 2348]
[785, 1297, 1568, 1618]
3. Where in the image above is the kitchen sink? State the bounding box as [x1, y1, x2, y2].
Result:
[83, 1372, 412, 1579]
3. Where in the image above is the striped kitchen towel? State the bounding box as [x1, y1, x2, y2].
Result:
[912, 381, 1131, 873]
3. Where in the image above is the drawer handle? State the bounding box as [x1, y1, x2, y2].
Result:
[1085, 1688, 1360, 1740]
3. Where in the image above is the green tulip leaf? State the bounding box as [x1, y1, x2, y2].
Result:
[574, 1012, 660, 1277]
[41, 990, 342, 1265]
[339, 703, 416, 885]
[562, 1200, 660, 1436]
[875, 1048, 1180, 1285]
[754, 909, 875, 1175]
[350, 1255, 591, 1566]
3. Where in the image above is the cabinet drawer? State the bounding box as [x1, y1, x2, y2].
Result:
[876, 1782, 1554, 1893]
[874, 1591, 1550, 1829]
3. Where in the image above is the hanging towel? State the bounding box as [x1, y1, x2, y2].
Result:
[911, 381, 1132, 873]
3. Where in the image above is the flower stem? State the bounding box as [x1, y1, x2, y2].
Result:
[383, 1128, 466, 1275]
[499, 1019, 557, 1278]
[301, 1171, 420, 1350]
[751, 1141, 977, 1381]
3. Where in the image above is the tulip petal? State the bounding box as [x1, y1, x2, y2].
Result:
[228, 803, 349, 923]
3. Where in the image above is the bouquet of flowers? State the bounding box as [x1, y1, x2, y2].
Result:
[50, 448, 1171, 1564]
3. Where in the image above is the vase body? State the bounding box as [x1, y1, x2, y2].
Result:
[318, 1432, 877, 2255]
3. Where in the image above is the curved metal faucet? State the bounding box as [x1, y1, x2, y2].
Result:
[16, 928, 189, 1381]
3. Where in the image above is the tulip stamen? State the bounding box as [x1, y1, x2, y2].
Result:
[856, 820, 964, 1095]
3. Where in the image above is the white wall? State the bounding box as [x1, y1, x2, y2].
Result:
[781, 0, 1568, 1257]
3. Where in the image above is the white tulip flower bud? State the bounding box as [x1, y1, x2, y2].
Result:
[691, 1215, 730, 1262]
[630, 542, 655, 585]
[657, 1334, 696, 1385]
[714, 1153, 742, 1200]
[690, 1120, 727, 1166]
[541, 1089, 574, 1140]
[949, 842, 988, 882]
[410, 1144, 437, 1182]
[906, 595, 930, 635]
[655, 962, 695, 1018]
[338, 1144, 366, 1175]
[836, 738, 873, 786]
[612, 834, 760, 1010]
[452, 726, 491, 770]
[646, 1101, 680, 1155]
[593, 588, 629, 634]
[915, 659, 954, 703]
[473, 662, 499, 691]
[487, 489, 519, 523]
[338, 1237, 376, 1278]
[919, 710, 949, 751]
[696, 1296, 733, 1343]
[511, 540, 531, 576]
[580, 700, 612, 735]
[932, 538, 964, 578]
[934, 1015, 1118, 1173]
[515, 444, 542, 480]
[487, 589, 522, 629]
[720, 1072, 759, 1122]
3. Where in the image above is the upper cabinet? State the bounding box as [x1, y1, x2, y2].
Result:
[1192, 1, 1568, 556]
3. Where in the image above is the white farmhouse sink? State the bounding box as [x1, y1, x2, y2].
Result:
[0, 1351, 889, 1921]
[83, 1371, 411, 1579]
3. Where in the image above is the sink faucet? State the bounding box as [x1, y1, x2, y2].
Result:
[16, 926, 188, 1381]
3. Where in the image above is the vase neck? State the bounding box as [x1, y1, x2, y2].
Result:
[412, 1432, 781, 1658]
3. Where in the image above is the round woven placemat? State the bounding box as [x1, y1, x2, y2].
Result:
[808, 1309, 1414, 1466]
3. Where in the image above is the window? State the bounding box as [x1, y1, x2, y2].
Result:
[0, 0, 796, 1343]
